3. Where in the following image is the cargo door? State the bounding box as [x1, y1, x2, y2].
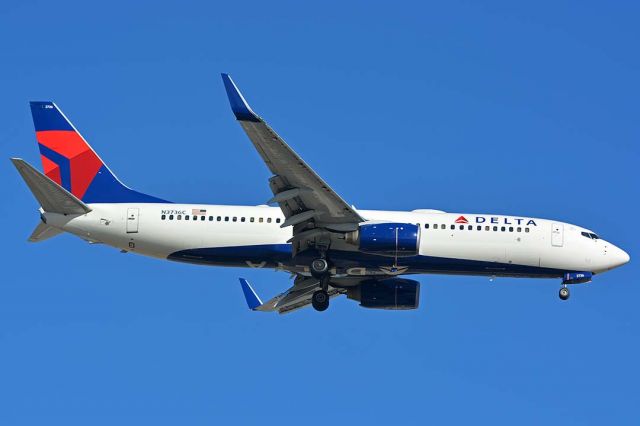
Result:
[551, 223, 563, 247]
[126, 208, 139, 233]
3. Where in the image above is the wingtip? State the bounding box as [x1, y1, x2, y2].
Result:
[221, 74, 260, 122]
[239, 278, 263, 310]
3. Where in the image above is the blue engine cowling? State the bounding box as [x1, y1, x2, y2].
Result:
[357, 222, 420, 257]
[347, 278, 420, 310]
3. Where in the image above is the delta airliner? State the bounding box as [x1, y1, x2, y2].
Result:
[12, 74, 630, 313]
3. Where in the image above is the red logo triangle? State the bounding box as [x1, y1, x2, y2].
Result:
[455, 216, 468, 224]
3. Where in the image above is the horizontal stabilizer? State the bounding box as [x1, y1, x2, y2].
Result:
[11, 158, 91, 215]
[28, 221, 63, 242]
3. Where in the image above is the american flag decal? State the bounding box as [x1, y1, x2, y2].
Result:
[192, 208, 207, 215]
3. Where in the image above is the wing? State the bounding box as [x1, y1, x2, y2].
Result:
[221, 74, 364, 253]
[240, 275, 345, 314]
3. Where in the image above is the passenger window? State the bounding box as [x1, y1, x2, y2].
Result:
[450, 225, 455, 230]
[485, 226, 490, 231]
[161, 214, 166, 220]
[169, 214, 174, 220]
[276, 218, 281, 223]
[525, 228, 530, 233]
[217, 216, 221, 221]
[177, 215, 182, 220]
[250, 217, 255, 223]
[459, 225, 464, 230]
[201, 216, 205, 221]
[233, 217, 237, 222]
[477, 226, 481, 231]
[425, 223, 430, 229]
[267, 218, 272, 223]
[185, 215, 190, 220]
[209, 216, 213, 221]
[493, 226, 498, 231]
[468, 225, 472, 230]
[241, 217, 245, 222]
[517, 227, 521, 232]
[509, 227, 514, 232]
[501, 226, 505, 232]
[259, 218, 264, 223]
[225, 217, 229, 222]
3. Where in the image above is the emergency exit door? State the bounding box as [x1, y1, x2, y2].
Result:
[126, 208, 139, 233]
[551, 223, 563, 247]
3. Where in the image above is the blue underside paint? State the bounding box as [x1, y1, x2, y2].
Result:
[167, 244, 573, 278]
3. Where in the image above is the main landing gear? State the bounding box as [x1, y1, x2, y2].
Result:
[559, 286, 570, 301]
[310, 258, 329, 277]
[310, 257, 330, 312]
[312, 289, 329, 311]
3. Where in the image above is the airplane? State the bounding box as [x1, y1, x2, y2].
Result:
[11, 74, 630, 314]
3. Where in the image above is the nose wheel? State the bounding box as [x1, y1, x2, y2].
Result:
[559, 286, 570, 301]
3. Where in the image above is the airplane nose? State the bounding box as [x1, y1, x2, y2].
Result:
[609, 245, 630, 269]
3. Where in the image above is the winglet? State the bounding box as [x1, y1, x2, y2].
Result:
[239, 278, 264, 310]
[221, 73, 260, 122]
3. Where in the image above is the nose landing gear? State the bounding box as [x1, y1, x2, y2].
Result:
[559, 286, 570, 301]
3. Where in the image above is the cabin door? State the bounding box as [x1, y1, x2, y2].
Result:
[126, 208, 139, 233]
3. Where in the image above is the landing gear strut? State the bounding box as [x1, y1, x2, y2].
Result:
[559, 286, 570, 301]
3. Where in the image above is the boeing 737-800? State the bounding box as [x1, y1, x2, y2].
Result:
[12, 74, 630, 313]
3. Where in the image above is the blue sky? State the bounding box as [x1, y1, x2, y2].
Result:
[1, 1, 639, 424]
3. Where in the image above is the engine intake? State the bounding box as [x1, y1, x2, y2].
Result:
[347, 278, 420, 310]
[346, 222, 420, 257]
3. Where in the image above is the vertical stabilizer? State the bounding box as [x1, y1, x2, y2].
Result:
[30, 101, 168, 203]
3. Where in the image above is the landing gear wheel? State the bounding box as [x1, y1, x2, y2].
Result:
[559, 287, 570, 301]
[310, 258, 329, 278]
[312, 290, 329, 311]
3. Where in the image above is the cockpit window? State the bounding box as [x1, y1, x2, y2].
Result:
[581, 231, 600, 240]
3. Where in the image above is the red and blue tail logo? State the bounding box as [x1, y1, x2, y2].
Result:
[30, 102, 167, 204]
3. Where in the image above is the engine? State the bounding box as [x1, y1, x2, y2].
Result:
[347, 278, 420, 310]
[345, 222, 420, 257]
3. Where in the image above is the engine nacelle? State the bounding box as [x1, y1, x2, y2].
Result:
[346, 222, 420, 257]
[347, 278, 420, 310]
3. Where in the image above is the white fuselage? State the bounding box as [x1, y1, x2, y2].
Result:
[43, 203, 630, 280]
